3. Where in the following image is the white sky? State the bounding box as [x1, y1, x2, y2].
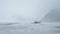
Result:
[0, 0, 60, 22]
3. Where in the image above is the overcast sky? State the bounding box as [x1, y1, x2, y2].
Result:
[0, 0, 60, 23]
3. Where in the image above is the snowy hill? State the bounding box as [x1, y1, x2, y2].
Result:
[42, 9, 60, 22]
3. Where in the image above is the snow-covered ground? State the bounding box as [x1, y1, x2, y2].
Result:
[0, 22, 60, 34]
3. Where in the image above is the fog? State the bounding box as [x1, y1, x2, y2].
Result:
[0, 0, 60, 23]
[0, 0, 60, 34]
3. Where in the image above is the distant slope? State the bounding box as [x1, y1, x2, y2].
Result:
[42, 9, 60, 22]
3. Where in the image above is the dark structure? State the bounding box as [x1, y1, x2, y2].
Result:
[34, 21, 41, 24]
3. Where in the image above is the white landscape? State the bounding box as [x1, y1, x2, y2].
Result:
[0, 0, 60, 34]
[0, 22, 60, 34]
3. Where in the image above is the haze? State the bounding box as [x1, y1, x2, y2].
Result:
[0, 0, 60, 23]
